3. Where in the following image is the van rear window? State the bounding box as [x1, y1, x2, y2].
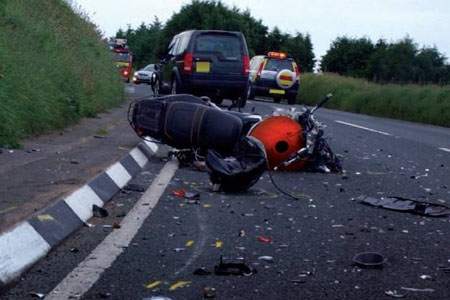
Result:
[194, 34, 242, 60]
[264, 59, 293, 71]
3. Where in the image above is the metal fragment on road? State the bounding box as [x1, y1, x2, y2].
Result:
[400, 287, 435, 293]
[258, 256, 274, 263]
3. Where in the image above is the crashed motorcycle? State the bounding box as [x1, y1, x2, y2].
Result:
[128, 93, 341, 194]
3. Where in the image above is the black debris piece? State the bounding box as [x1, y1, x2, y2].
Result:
[124, 183, 145, 193]
[352, 252, 385, 269]
[359, 196, 450, 217]
[193, 267, 212, 276]
[203, 286, 216, 298]
[92, 204, 108, 218]
[214, 256, 255, 276]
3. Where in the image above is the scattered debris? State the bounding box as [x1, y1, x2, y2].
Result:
[193, 267, 212, 276]
[98, 292, 112, 298]
[385, 290, 407, 298]
[203, 286, 216, 298]
[29, 292, 45, 299]
[359, 196, 450, 217]
[93, 205, 108, 218]
[352, 252, 385, 268]
[124, 183, 145, 192]
[37, 214, 54, 222]
[238, 229, 246, 237]
[214, 256, 255, 276]
[214, 240, 223, 248]
[185, 191, 200, 200]
[203, 204, 212, 208]
[70, 160, 80, 165]
[257, 236, 273, 244]
[169, 280, 191, 291]
[185, 240, 194, 247]
[69, 247, 79, 253]
[420, 275, 432, 280]
[145, 280, 162, 289]
[112, 222, 121, 229]
[173, 248, 185, 253]
[172, 189, 186, 198]
[258, 256, 274, 263]
[143, 296, 173, 300]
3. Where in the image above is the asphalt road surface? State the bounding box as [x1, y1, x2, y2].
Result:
[2, 86, 450, 299]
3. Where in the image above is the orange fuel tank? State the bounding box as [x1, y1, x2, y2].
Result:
[248, 116, 306, 171]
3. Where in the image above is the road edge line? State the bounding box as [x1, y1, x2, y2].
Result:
[0, 141, 161, 289]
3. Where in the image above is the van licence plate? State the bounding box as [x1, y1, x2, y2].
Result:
[196, 62, 210, 73]
[269, 89, 285, 95]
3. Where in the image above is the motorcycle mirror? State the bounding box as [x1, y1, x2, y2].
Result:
[311, 93, 333, 114]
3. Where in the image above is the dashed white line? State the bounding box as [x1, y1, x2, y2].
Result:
[335, 120, 392, 136]
[45, 159, 179, 300]
[439, 147, 450, 153]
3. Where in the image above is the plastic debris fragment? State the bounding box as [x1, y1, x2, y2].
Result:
[172, 189, 186, 198]
[169, 280, 191, 291]
[257, 236, 273, 244]
[400, 287, 435, 293]
[29, 292, 45, 299]
[124, 183, 145, 192]
[214, 240, 223, 248]
[359, 196, 450, 217]
[145, 280, 162, 289]
[258, 256, 274, 263]
[186, 240, 194, 247]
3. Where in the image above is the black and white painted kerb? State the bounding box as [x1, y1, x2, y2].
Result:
[0, 140, 160, 287]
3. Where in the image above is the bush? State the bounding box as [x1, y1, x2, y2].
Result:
[298, 73, 450, 127]
[0, 0, 123, 147]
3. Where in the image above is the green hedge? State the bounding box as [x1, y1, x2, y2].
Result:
[298, 73, 450, 127]
[0, 0, 123, 147]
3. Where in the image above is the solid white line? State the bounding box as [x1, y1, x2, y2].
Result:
[439, 147, 450, 153]
[335, 120, 392, 136]
[106, 162, 132, 189]
[45, 160, 179, 300]
[130, 147, 148, 168]
[64, 185, 104, 222]
[0, 222, 51, 284]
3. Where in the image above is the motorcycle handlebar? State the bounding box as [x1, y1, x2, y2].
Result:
[310, 93, 333, 114]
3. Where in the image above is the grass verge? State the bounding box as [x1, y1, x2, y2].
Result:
[0, 0, 123, 147]
[298, 73, 450, 127]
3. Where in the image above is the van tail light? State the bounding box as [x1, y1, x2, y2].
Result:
[183, 52, 193, 73]
[242, 55, 250, 76]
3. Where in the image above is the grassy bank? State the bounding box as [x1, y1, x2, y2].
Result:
[298, 73, 450, 127]
[0, 0, 123, 147]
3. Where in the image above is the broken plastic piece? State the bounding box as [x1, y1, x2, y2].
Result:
[172, 189, 186, 198]
[359, 196, 450, 217]
[400, 287, 435, 293]
[214, 256, 255, 276]
[185, 191, 200, 200]
[169, 280, 191, 291]
[185, 240, 194, 247]
[145, 280, 162, 289]
[352, 252, 385, 268]
[93, 204, 108, 218]
[214, 240, 223, 248]
[257, 236, 273, 244]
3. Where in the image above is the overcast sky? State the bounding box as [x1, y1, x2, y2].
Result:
[73, 0, 450, 61]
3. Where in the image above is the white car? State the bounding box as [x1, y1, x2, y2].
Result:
[133, 64, 158, 85]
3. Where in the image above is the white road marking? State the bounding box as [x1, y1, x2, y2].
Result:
[45, 160, 179, 300]
[105, 162, 132, 189]
[335, 120, 392, 136]
[439, 147, 450, 153]
[129, 147, 148, 168]
[0, 222, 50, 284]
[64, 185, 103, 222]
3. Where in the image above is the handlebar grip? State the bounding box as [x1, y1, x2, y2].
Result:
[316, 93, 333, 109]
